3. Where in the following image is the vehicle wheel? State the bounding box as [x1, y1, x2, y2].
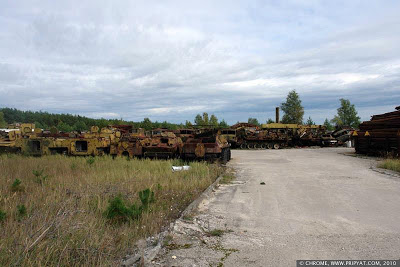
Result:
[256, 143, 262, 149]
[240, 143, 246, 149]
[261, 143, 267, 149]
[273, 143, 280, 149]
[267, 143, 273, 149]
[247, 143, 253, 149]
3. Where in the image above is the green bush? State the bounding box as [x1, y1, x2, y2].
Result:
[105, 188, 155, 224]
[11, 179, 24, 192]
[86, 157, 95, 165]
[104, 195, 141, 223]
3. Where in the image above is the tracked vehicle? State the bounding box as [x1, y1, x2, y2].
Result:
[140, 128, 183, 159]
[110, 126, 145, 158]
[181, 129, 231, 163]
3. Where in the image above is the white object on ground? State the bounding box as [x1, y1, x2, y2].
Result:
[172, 166, 191, 172]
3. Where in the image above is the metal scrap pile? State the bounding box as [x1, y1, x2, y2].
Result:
[353, 106, 400, 156]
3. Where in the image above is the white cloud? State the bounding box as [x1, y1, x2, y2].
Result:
[0, 0, 400, 124]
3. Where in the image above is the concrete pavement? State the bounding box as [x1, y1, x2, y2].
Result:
[151, 148, 400, 266]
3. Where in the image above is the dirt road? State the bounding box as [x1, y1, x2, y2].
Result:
[150, 148, 400, 266]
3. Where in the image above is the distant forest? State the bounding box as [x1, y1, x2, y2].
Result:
[0, 108, 185, 131]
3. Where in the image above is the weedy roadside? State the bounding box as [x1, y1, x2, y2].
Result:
[378, 159, 400, 173]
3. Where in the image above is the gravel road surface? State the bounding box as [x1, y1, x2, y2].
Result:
[150, 148, 400, 267]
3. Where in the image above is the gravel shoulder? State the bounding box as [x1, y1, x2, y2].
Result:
[149, 148, 400, 266]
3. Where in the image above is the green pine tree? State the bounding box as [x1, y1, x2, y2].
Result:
[218, 119, 228, 128]
[210, 115, 218, 127]
[306, 116, 315, 126]
[331, 99, 361, 128]
[266, 118, 275, 124]
[185, 120, 193, 127]
[323, 118, 334, 131]
[202, 112, 209, 125]
[281, 90, 304, 124]
[194, 114, 203, 125]
[248, 118, 260, 126]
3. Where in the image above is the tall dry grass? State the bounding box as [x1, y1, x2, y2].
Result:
[378, 159, 400, 173]
[0, 154, 222, 266]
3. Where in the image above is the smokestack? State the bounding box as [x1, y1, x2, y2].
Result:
[275, 107, 280, 123]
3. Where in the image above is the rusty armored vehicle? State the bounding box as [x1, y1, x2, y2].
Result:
[0, 124, 28, 153]
[235, 123, 292, 149]
[231, 122, 326, 150]
[174, 128, 197, 142]
[181, 129, 231, 163]
[140, 128, 183, 159]
[229, 108, 327, 149]
[219, 128, 237, 147]
[109, 125, 146, 158]
[8, 125, 118, 157]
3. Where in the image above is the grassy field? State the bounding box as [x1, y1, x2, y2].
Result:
[0, 154, 222, 266]
[378, 159, 400, 173]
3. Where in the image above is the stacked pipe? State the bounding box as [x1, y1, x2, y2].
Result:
[353, 106, 400, 156]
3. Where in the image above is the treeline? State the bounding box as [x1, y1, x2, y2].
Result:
[0, 91, 362, 132]
[0, 108, 232, 132]
[0, 108, 182, 131]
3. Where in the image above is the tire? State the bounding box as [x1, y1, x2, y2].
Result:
[267, 143, 273, 149]
[240, 143, 246, 149]
[261, 143, 267, 149]
[273, 143, 280, 149]
[247, 143, 253, 149]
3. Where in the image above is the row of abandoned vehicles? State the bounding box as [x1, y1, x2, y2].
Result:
[2, 106, 398, 159]
[0, 119, 352, 162]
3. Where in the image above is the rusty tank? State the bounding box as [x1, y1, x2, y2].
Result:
[181, 129, 231, 163]
[140, 128, 183, 159]
[109, 125, 145, 158]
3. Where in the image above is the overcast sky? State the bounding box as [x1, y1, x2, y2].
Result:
[1, 0, 399, 124]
